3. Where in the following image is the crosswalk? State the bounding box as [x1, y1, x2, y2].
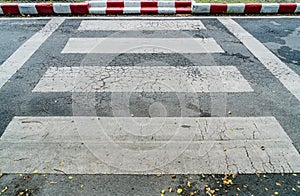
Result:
[1, 19, 300, 175]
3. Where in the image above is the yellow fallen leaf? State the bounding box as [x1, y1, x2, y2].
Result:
[168, 187, 173, 192]
[19, 191, 24, 195]
[223, 179, 233, 186]
[1, 186, 8, 193]
[274, 191, 279, 195]
[237, 187, 240, 191]
[293, 174, 297, 177]
[0, 173, 2, 178]
[265, 187, 269, 191]
[177, 188, 183, 194]
[44, 174, 48, 177]
[80, 184, 84, 188]
[68, 176, 73, 180]
[161, 190, 165, 194]
[49, 181, 57, 185]
[32, 170, 38, 174]
[161, 194, 164, 196]
[61, 161, 65, 166]
[19, 173, 23, 177]
[275, 182, 281, 186]
[187, 181, 191, 187]
[292, 187, 296, 192]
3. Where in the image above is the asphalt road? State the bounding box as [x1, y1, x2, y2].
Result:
[0, 16, 299, 195]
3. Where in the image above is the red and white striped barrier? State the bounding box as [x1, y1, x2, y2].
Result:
[193, 3, 300, 14]
[89, 1, 192, 15]
[0, 1, 300, 15]
[0, 3, 89, 15]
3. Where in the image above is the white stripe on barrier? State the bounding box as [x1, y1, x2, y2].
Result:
[53, 3, 71, 14]
[78, 20, 207, 31]
[18, 3, 38, 15]
[227, 4, 245, 14]
[32, 66, 253, 93]
[158, 7, 176, 14]
[123, 7, 140, 14]
[295, 3, 300, 13]
[1, 116, 299, 174]
[124, 1, 140, 8]
[192, 3, 210, 14]
[89, 1, 107, 8]
[158, 1, 175, 7]
[0, 4, 4, 15]
[261, 3, 279, 14]
[89, 7, 106, 14]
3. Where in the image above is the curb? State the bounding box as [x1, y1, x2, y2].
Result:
[0, 3, 89, 15]
[0, 1, 299, 15]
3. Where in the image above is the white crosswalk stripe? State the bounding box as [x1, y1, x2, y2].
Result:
[1, 116, 299, 174]
[61, 38, 224, 54]
[78, 20, 207, 31]
[32, 66, 253, 93]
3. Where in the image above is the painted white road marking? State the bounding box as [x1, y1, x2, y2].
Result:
[32, 66, 253, 92]
[0, 18, 65, 89]
[78, 20, 207, 31]
[0, 116, 299, 174]
[219, 18, 300, 101]
[61, 38, 224, 54]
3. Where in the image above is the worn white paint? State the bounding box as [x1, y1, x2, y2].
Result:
[0, 18, 65, 89]
[219, 18, 300, 101]
[0, 116, 299, 174]
[78, 20, 207, 31]
[61, 38, 224, 54]
[32, 66, 253, 93]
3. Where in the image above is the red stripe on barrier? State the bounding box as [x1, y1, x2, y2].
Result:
[1, 3, 20, 15]
[244, 4, 262, 14]
[106, 0, 123, 14]
[35, 3, 54, 15]
[107, 1, 124, 8]
[175, 1, 191, 8]
[141, 1, 157, 8]
[140, 8, 158, 14]
[70, 3, 89, 14]
[106, 8, 123, 14]
[176, 7, 192, 14]
[278, 3, 297, 13]
[210, 4, 227, 14]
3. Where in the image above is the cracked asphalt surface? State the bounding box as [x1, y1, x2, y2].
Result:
[0, 17, 300, 195]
